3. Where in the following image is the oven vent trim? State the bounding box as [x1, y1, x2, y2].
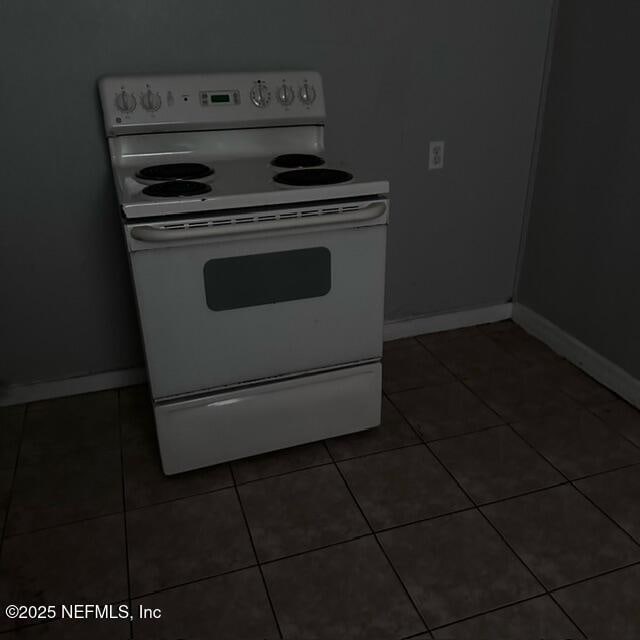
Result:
[154, 203, 365, 231]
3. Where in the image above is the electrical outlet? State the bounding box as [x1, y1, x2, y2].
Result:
[429, 140, 445, 170]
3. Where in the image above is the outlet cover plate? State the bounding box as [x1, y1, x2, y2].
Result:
[429, 140, 445, 170]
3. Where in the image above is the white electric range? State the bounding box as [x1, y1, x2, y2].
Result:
[99, 71, 389, 475]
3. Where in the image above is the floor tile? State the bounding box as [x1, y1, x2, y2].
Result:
[541, 361, 616, 406]
[263, 536, 425, 639]
[389, 381, 502, 441]
[122, 417, 232, 510]
[127, 489, 255, 596]
[20, 391, 119, 465]
[382, 339, 453, 393]
[383, 337, 419, 350]
[119, 390, 154, 444]
[430, 425, 564, 503]
[423, 334, 522, 379]
[488, 326, 561, 366]
[575, 465, 640, 542]
[0, 514, 127, 631]
[478, 319, 518, 334]
[465, 368, 579, 422]
[415, 326, 482, 349]
[0, 615, 130, 638]
[513, 409, 640, 479]
[28, 390, 117, 415]
[232, 442, 331, 484]
[482, 485, 640, 589]
[432, 595, 580, 639]
[338, 445, 470, 530]
[238, 465, 368, 562]
[325, 397, 420, 461]
[591, 400, 640, 447]
[379, 510, 542, 628]
[132, 567, 279, 640]
[554, 564, 640, 640]
[0, 404, 24, 469]
[0, 467, 13, 535]
[6, 447, 122, 535]
[119, 384, 151, 413]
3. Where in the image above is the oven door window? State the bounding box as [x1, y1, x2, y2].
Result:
[203, 247, 331, 311]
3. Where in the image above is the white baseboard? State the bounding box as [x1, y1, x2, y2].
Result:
[513, 303, 640, 409]
[383, 303, 513, 341]
[0, 367, 147, 407]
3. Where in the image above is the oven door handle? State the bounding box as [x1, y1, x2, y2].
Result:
[130, 201, 387, 242]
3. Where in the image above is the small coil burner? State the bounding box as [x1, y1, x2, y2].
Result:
[271, 154, 325, 169]
[142, 181, 212, 198]
[137, 163, 214, 181]
[273, 168, 353, 186]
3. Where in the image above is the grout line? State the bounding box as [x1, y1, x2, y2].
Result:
[384, 378, 455, 395]
[582, 403, 640, 453]
[548, 558, 640, 592]
[2, 509, 126, 540]
[234, 458, 334, 486]
[428, 592, 550, 633]
[401, 631, 434, 640]
[229, 465, 283, 640]
[257, 532, 374, 568]
[571, 480, 640, 547]
[420, 421, 508, 444]
[117, 391, 135, 640]
[0, 404, 27, 560]
[325, 443, 433, 638]
[570, 459, 640, 482]
[129, 561, 258, 601]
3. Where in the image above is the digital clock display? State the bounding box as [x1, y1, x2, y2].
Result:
[200, 90, 238, 106]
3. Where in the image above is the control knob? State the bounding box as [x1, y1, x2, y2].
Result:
[115, 90, 136, 113]
[250, 81, 271, 108]
[141, 89, 162, 112]
[276, 83, 294, 106]
[298, 82, 316, 106]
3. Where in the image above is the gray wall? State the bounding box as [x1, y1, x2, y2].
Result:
[0, 0, 553, 387]
[517, 0, 640, 378]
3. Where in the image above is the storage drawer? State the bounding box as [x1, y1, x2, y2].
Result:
[154, 362, 381, 474]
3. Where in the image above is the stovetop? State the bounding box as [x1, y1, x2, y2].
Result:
[100, 72, 389, 220]
[112, 154, 388, 219]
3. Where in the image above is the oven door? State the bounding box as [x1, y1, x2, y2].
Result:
[126, 199, 388, 399]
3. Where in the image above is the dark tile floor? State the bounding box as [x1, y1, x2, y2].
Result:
[1, 320, 640, 638]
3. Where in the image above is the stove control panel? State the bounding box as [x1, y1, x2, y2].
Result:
[99, 71, 325, 136]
